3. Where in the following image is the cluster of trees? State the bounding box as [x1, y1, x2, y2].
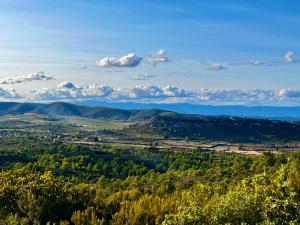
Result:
[0, 142, 299, 224]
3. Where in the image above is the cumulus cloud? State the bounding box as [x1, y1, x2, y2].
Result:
[98, 53, 143, 67]
[130, 73, 155, 80]
[0, 72, 52, 85]
[204, 64, 226, 70]
[284, 51, 295, 63]
[0, 87, 20, 99]
[148, 49, 169, 65]
[112, 85, 188, 100]
[31, 81, 113, 100]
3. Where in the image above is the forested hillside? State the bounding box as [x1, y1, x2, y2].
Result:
[0, 102, 176, 121]
[0, 142, 299, 224]
[131, 115, 300, 142]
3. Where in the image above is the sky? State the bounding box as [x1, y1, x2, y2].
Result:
[0, 0, 300, 106]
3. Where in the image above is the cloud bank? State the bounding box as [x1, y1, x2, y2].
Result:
[0, 72, 53, 85]
[26, 81, 300, 106]
[98, 53, 143, 67]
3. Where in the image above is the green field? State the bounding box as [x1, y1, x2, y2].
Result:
[0, 113, 131, 130]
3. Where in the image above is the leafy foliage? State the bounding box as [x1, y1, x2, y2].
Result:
[0, 142, 299, 224]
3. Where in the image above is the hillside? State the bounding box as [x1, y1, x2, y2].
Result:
[130, 114, 300, 142]
[0, 102, 177, 121]
[76, 101, 300, 120]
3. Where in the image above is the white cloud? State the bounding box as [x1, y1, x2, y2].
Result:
[130, 73, 155, 80]
[204, 64, 226, 70]
[0, 87, 20, 99]
[112, 85, 188, 100]
[148, 49, 169, 65]
[192, 89, 275, 104]
[31, 81, 113, 100]
[284, 51, 295, 63]
[0, 72, 53, 85]
[98, 53, 143, 67]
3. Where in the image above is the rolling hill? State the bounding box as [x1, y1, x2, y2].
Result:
[0, 102, 177, 121]
[1, 102, 300, 142]
[130, 114, 300, 142]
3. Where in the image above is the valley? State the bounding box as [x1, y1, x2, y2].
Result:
[0, 102, 299, 224]
[1, 102, 300, 155]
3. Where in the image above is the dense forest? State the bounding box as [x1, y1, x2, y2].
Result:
[0, 142, 299, 224]
[130, 115, 300, 142]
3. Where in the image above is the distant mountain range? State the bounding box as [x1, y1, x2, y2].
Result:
[72, 101, 300, 120]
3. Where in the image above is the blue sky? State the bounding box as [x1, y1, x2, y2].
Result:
[0, 0, 300, 105]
